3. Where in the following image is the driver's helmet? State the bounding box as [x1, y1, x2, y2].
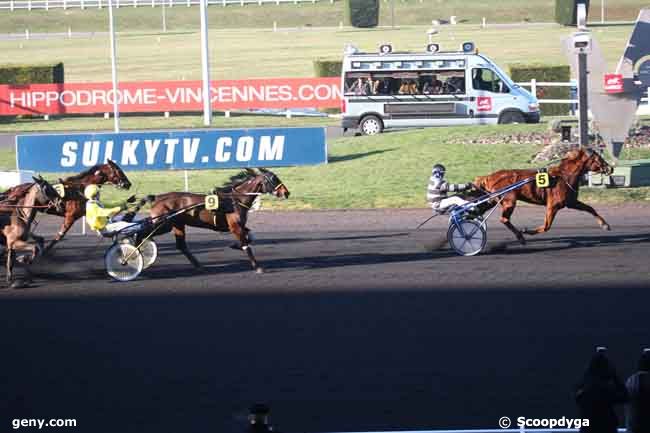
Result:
[431, 164, 446, 179]
[84, 184, 100, 200]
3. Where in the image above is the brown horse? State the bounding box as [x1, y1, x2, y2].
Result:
[0, 176, 64, 287]
[473, 148, 613, 244]
[146, 168, 290, 273]
[1, 160, 132, 253]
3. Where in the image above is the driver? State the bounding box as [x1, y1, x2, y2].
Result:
[427, 164, 475, 213]
[84, 184, 137, 234]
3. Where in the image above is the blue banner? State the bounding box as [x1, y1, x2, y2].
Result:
[16, 127, 327, 172]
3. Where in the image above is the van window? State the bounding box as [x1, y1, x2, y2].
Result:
[472, 68, 510, 93]
[344, 70, 465, 96]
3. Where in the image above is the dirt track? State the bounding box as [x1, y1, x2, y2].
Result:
[0, 206, 648, 433]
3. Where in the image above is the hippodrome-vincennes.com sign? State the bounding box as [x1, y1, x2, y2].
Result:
[0, 78, 341, 116]
[16, 127, 327, 172]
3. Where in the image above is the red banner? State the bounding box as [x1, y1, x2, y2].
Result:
[0, 77, 342, 116]
[603, 73, 624, 94]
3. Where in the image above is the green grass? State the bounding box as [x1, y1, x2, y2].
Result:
[2, 124, 649, 207]
[0, 0, 646, 34]
[0, 23, 637, 82]
[0, 113, 337, 133]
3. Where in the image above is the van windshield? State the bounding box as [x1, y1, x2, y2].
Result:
[344, 70, 466, 96]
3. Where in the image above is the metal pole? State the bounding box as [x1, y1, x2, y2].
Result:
[601, 0, 605, 24]
[390, 0, 394, 29]
[199, 0, 212, 126]
[578, 51, 588, 147]
[162, 0, 167, 32]
[108, 0, 120, 132]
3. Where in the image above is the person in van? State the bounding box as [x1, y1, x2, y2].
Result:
[472, 68, 493, 91]
[376, 77, 393, 95]
[348, 77, 369, 95]
[398, 79, 410, 95]
[423, 75, 443, 94]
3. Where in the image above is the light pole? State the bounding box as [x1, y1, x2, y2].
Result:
[108, 0, 120, 132]
[199, 0, 212, 126]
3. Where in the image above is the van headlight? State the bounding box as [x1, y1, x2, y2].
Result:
[528, 103, 539, 112]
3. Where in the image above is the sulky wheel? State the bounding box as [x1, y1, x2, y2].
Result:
[122, 238, 158, 270]
[105, 243, 144, 282]
[447, 219, 487, 256]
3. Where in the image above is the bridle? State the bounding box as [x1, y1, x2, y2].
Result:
[230, 173, 283, 210]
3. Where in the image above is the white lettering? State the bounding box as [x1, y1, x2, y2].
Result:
[121, 140, 139, 166]
[60, 141, 78, 167]
[143, 88, 156, 105]
[164, 138, 178, 164]
[215, 137, 232, 162]
[144, 139, 161, 165]
[82, 140, 100, 166]
[165, 87, 183, 104]
[236, 136, 254, 162]
[10, 91, 29, 108]
[258, 136, 284, 161]
[104, 140, 114, 162]
[183, 138, 200, 163]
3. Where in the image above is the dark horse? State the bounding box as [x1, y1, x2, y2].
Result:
[0, 176, 64, 287]
[146, 168, 290, 273]
[0, 160, 131, 252]
[473, 148, 613, 244]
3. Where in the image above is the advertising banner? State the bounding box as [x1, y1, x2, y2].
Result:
[16, 127, 327, 172]
[0, 77, 341, 116]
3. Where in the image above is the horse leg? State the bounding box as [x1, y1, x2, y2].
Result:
[230, 224, 263, 273]
[44, 214, 76, 254]
[523, 203, 562, 235]
[499, 198, 526, 245]
[6, 248, 15, 285]
[567, 200, 611, 231]
[173, 225, 202, 268]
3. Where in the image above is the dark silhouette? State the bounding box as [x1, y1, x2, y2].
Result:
[248, 403, 281, 433]
[576, 348, 628, 433]
[625, 349, 650, 433]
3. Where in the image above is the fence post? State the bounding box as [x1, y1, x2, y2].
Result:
[151, 0, 154, 6]
[531, 78, 537, 99]
[45, 0, 49, 10]
[10, 0, 14, 11]
[99, 0, 102, 9]
[134, 0, 137, 7]
[28, 0, 32, 10]
[81, 0, 85, 9]
[187, 0, 190, 6]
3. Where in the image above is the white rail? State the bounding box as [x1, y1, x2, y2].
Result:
[516, 79, 650, 115]
[0, 0, 326, 9]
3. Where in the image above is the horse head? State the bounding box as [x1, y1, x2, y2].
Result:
[32, 175, 64, 213]
[258, 168, 290, 199]
[563, 148, 612, 176]
[104, 159, 132, 190]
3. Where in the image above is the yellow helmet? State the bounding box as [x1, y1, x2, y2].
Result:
[84, 184, 100, 200]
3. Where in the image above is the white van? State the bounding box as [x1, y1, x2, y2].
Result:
[341, 42, 540, 135]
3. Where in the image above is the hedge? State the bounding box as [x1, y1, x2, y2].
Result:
[313, 59, 343, 77]
[509, 64, 571, 117]
[555, 0, 590, 26]
[344, 0, 379, 28]
[0, 63, 64, 85]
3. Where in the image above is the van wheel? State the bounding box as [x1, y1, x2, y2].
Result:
[359, 115, 383, 135]
[499, 111, 525, 124]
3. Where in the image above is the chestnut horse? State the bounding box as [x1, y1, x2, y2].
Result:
[0, 176, 64, 287]
[473, 148, 613, 244]
[0, 160, 131, 252]
[146, 168, 290, 273]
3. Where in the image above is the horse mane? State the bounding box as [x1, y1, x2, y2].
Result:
[1, 182, 35, 203]
[63, 164, 103, 182]
[216, 169, 258, 191]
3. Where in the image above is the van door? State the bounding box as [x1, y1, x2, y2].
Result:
[469, 67, 514, 124]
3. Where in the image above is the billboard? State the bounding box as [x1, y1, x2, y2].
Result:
[16, 127, 327, 172]
[0, 77, 341, 116]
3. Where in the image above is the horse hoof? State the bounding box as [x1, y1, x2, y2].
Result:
[517, 235, 527, 245]
[9, 279, 29, 289]
[255, 267, 264, 274]
[601, 223, 611, 231]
